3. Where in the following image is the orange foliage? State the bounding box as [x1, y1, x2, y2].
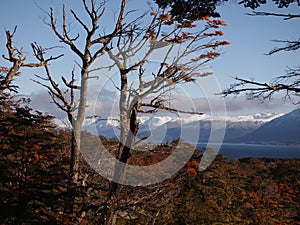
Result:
[182, 32, 196, 39]
[215, 30, 224, 36]
[180, 21, 197, 28]
[145, 29, 156, 40]
[159, 14, 170, 21]
[206, 41, 230, 49]
[187, 167, 197, 176]
[245, 202, 255, 209]
[204, 30, 224, 37]
[187, 160, 200, 169]
[182, 74, 195, 82]
[100, 191, 110, 196]
[33, 153, 44, 159]
[167, 182, 176, 189]
[220, 41, 230, 45]
[177, 66, 191, 71]
[203, 32, 214, 37]
[212, 19, 228, 26]
[164, 20, 174, 25]
[199, 52, 220, 59]
[201, 15, 210, 21]
[248, 192, 261, 202]
[33, 144, 41, 150]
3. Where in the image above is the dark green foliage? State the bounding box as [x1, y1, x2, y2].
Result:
[154, 0, 228, 22]
[239, 0, 299, 9]
[154, 0, 300, 24]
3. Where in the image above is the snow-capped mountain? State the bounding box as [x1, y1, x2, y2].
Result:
[82, 112, 284, 143]
[233, 108, 300, 145]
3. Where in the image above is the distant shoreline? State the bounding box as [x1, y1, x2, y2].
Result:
[197, 142, 300, 161]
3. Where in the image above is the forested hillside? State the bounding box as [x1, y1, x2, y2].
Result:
[1, 99, 299, 224]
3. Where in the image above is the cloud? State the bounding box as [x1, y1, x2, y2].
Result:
[166, 95, 297, 116]
[28, 87, 297, 124]
[29, 90, 66, 118]
[223, 95, 296, 115]
[29, 87, 118, 119]
[88, 84, 117, 101]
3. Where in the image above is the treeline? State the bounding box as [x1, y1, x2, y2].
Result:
[1, 96, 299, 224]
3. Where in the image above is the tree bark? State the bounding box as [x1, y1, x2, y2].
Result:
[118, 72, 129, 157]
[104, 102, 139, 225]
[64, 69, 88, 214]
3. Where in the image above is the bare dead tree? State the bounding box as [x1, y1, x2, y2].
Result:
[1, 1, 230, 224]
[33, 0, 127, 215]
[29, 1, 229, 223]
[101, 6, 229, 224]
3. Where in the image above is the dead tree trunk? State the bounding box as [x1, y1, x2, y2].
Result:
[104, 102, 139, 225]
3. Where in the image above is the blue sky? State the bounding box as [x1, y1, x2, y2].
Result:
[213, 3, 300, 86]
[0, 0, 299, 116]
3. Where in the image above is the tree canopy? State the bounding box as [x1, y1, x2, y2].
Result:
[154, 0, 300, 23]
[154, 0, 228, 22]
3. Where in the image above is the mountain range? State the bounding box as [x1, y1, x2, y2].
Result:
[230, 108, 300, 145]
[83, 109, 300, 145]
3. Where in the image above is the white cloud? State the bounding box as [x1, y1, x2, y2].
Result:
[28, 87, 297, 125]
[29, 90, 65, 118]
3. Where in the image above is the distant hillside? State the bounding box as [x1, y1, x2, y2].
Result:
[231, 108, 300, 145]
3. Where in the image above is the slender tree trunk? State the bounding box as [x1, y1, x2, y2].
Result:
[118, 73, 129, 157]
[103, 72, 128, 225]
[64, 69, 88, 214]
[64, 123, 81, 214]
[104, 102, 139, 225]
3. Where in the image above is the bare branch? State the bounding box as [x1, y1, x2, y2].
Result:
[49, 7, 84, 60]
[0, 27, 57, 93]
[139, 102, 203, 115]
[221, 73, 300, 105]
[0, 67, 10, 72]
[70, 9, 90, 33]
[33, 52, 75, 114]
[247, 11, 300, 20]
[91, 0, 126, 46]
[267, 39, 300, 55]
[62, 76, 81, 89]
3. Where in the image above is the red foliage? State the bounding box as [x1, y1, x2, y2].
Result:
[211, 19, 227, 26]
[159, 13, 170, 21]
[187, 160, 200, 169]
[201, 15, 210, 21]
[167, 182, 177, 189]
[187, 167, 197, 177]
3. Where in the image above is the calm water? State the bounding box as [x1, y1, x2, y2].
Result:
[197, 143, 300, 161]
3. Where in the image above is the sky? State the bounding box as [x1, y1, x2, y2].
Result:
[0, 0, 299, 117]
